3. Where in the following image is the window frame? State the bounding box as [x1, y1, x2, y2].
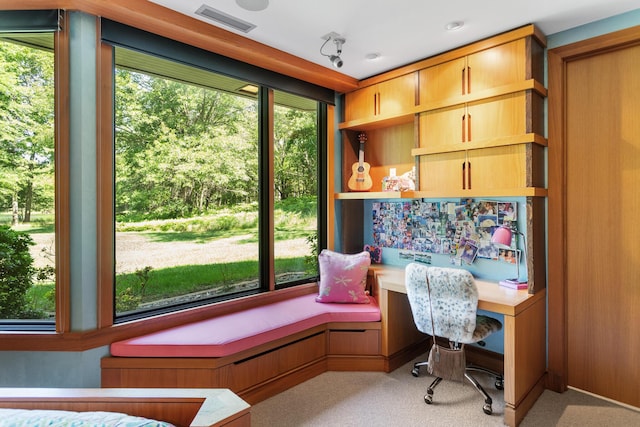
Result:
[0, 9, 69, 332]
[98, 24, 329, 325]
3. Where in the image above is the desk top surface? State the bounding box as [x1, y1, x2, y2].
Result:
[370, 265, 545, 316]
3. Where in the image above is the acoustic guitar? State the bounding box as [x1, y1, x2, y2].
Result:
[347, 132, 373, 191]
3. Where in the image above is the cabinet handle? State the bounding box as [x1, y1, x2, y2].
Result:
[462, 162, 466, 189]
[461, 67, 466, 95]
[467, 161, 471, 189]
[467, 66, 471, 93]
[461, 114, 466, 142]
[467, 113, 471, 141]
[373, 93, 378, 116]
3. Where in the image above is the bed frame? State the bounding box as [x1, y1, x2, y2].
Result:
[0, 388, 250, 427]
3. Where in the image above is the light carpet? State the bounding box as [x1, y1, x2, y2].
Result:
[251, 353, 640, 426]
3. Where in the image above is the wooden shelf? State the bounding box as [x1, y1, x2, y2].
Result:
[335, 187, 547, 200]
[338, 112, 415, 131]
[416, 79, 547, 112]
[411, 133, 547, 157]
[410, 187, 548, 198]
[334, 191, 403, 200]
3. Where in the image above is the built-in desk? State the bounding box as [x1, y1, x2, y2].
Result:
[370, 265, 546, 427]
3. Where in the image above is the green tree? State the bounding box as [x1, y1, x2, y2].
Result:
[114, 68, 259, 219]
[0, 40, 55, 222]
[274, 106, 317, 201]
[0, 225, 36, 318]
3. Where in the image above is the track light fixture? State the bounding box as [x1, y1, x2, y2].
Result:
[320, 35, 346, 68]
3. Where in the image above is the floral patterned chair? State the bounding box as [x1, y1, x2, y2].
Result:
[405, 263, 504, 415]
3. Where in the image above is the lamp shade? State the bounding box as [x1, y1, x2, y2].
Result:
[491, 225, 513, 247]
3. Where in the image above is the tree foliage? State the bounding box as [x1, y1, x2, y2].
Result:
[1, 38, 318, 224]
[0, 225, 35, 318]
[114, 68, 318, 221]
[0, 40, 55, 222]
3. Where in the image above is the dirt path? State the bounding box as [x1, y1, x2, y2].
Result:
[29, 232, 309, 273]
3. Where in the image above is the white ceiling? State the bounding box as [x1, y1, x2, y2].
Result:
[151, 0, 639, 80]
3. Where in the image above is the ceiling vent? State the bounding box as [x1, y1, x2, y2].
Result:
[195, 5, 256, 33]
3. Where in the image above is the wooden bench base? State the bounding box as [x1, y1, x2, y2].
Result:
[102, 322, 385, 405]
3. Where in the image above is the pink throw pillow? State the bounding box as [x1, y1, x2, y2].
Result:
[316, 249, 371, 303]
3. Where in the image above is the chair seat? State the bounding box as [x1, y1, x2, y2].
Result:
[470, 314, 502, 343]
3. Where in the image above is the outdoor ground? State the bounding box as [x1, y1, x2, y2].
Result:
[29, 232, 309, 273]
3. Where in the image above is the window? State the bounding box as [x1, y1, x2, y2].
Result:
[272, 90, 319, 286]
[0, 32, 56, 327]
[111, 45, 324, 320]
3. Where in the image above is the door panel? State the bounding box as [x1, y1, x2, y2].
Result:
[418, 151, 466, 193]
[419, 57, 467, 105]
[565, 44, 640, 407]
[468, 92, 526, 142]
[467, 39, 526, 92]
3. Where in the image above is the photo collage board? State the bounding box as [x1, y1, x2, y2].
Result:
[371, 199, 519, 266]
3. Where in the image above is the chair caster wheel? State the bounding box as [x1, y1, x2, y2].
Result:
[424, 394, 433, 404]
[495, 377, 504, 390]
[411, 367, 420, 377]
[483, 403, 493, 415]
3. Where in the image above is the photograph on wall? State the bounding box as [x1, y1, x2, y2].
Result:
[370, 198, 519, 265]
[498, 202, 517, 224]
[498, 248, 519, 264]
[458, 240, 479, 265]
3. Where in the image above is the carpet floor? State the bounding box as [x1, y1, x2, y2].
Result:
[251, 354, 640, 426]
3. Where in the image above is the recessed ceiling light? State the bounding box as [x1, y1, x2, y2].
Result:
[365, 53, 381, 61]
[236, 0, 269, 11]
[445, 21, 464, 31]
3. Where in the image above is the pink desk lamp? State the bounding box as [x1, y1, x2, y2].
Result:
[491, 224, 528, 290]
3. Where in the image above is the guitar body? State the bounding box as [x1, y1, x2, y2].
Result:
[348, 132, 373, 191]
[348, 161, 373, 191]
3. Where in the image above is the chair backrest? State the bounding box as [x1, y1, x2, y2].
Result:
[405, 263, 478, 343]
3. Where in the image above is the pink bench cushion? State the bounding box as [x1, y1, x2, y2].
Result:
[110, 294, 380, 358]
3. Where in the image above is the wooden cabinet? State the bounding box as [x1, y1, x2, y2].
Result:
[418, 144, 544, 195]
[419, 38, 532, 107]
[416, 89, 546, 196]
[419, 57, 467, 105]
[414, 30, 547, 198]
[336, 25, 547, 200]
[344, 73, 416, 123]
[418, 91, 543, 151]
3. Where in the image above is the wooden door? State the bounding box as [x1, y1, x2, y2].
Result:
[549, 35, 640, 407]
[418, 104, 467, 151]
[418, 150, 466, 193]
[377, 73, 416, 117]
[467, 145, 529, 191]
[344, 85, 378, 122]
[467, 39, 526, 92]
[467, 92, 526, 142]
[419, 57, 467, 105]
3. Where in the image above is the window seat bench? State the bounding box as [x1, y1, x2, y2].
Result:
[102, 292, 384, 404]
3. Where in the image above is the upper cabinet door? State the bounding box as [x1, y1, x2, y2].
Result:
[419, 57, 467, 105]
[466, 39, 527, 93]
[376, 73, 416, 118]
[344, 85, 378, 122]
[344, 73, 416, 122]
[419, 39, 527, 107]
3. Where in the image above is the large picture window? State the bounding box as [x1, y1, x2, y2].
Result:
[0, 32, 56, 326]
[112, 46, 323, 320]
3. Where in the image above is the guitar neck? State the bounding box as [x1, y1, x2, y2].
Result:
[358, 141, 365, 165]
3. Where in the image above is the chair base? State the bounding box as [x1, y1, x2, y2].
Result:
[412, 361, 504, 415]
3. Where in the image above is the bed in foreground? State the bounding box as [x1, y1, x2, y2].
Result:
[0, 388, 250, 427]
